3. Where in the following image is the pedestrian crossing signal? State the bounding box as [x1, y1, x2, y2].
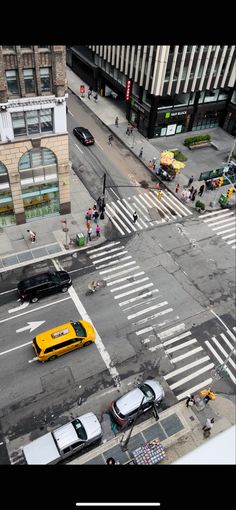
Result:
[227, 187, 234, 198]
[218, 177, 224, 187]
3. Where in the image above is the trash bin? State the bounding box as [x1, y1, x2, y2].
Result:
[76, 233, 86, 246]
[219, 193, 227, 206]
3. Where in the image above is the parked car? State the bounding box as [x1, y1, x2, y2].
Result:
[22, 412, 102, 464]
[33, 320, 96, 362]
[73, 126, 95, 145]
[17, 271, 72, 303]
[110, 379, 164, 426]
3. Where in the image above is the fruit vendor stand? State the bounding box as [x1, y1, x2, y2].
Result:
[132, 439, 165, 465]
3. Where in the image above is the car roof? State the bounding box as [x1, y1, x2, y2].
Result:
[75, 127, 93, 135]
[116, 387, 146, 415]
[35, 320, 90, 349]
[18, 272, 51, 289]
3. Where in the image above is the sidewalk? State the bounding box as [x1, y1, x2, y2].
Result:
[67, 395, 236, 464]
[0, 168, 109, 271]
[67, 66, 236, 212]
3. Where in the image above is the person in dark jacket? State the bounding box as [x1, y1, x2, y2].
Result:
[198, 184, 205, 196]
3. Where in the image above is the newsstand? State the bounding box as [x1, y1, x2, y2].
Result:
[132, 439, 165, 465]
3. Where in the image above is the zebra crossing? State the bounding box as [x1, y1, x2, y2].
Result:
[202, 209, 236, 250]
[204, 327, 236, 385]
[86, 241, 219, 400]
[105, 190, 192, 236]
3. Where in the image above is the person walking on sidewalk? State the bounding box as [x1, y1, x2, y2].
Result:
[191, 189, 197, 201]
[93, 209, 99, 223]
[96, 224, 101, 237]
[139, 147, 143, 158]
[175, 183, 180, 193]
[27, 229, 36, 242]
[87, 226, 92, 242]
[126, 123, 131, 135]
[115, 116, 119, 127]
[186, 394, 195, 408]
[130, 125, 134, 135]
[133, 211, 138, 223]
[202, 418, 214, 438]
[88, 90, 92, 100]
[198, 184, 205, 196]
[108, 134, 113, 145]
[94, 93, 98, 102]
[188, 176, 194, 187]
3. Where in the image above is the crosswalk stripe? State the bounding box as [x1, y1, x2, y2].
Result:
[136, 326, 154, 336]
[212, 219, 235, 230]
[203, 210, 233, 220]
[166, 190, 193, 215]
[152, 191, 187, 218]
[132, 307, 173, 326]
[106, 204, 131, 235]
[122, 293, 161, 312]
[217, 226, 236, 235]
[232, 245, 236, 249]
[169, 363, 214, 390]
[116, 200, 144, 229]
[171, 346, 203, 363]
[86, 241, 121, 254]
[127, 300, 168, 320]
[132, 196, 155, 224]
[142, 192, 175, 219]
[103, 265, 140, 279]
[114, 283, 153, 300]
[92, 250, 128, 264]
[212, 336, 236, 370]
[89, 246, 125, 259]
[205, 341, 235, 384]
[158, 323, 186, 340]
[220, 333, 235, 350]
[166, 338, 197, 354]
[120, 290, 159, 307]
[164, 356, 210, 379]
[110, 277, 149, 293]
[142, 338, 151, 344]
[95, 255, 132, 269]
[99, 261, 136, 274]
[162, 331, 192, 347]
[176, 378, 213, 401]
[227, 239, 236, 245]
[221, 231, 236, 239]
[111, 201, 137, 232]
[139, 193, 169, 220]
[123, 198, 147, 227]
[107, 271, 145, 286]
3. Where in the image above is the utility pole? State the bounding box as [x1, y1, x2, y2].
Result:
[100, 173, 106, 220]
[121, 396, 145, 452]
[226, 137, 236, 165]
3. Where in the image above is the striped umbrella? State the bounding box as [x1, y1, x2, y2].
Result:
[161, 151, 174, 159]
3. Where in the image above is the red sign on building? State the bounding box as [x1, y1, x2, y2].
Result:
[125, 79, 131, 101]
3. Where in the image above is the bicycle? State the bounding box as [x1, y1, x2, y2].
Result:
[87, 280, 106, 295]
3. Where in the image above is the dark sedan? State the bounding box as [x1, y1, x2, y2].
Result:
[73, 127, 95, 145]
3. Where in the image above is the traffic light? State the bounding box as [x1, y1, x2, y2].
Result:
[227, 187, 234, 198]
[218, 176, 224, 187]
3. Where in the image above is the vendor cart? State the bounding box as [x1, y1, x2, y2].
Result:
[132, 439, 165, 465]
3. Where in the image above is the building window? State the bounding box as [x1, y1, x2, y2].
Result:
[231, 90, 236, 105]
[23, 69, 36, 94]
[38, 46, 49, 49]
[12, 109, 53, 137]
[0, 163, 15, 227]
[21, 46, 33, 49]
[2, 46, 15, 51]
[174, 92, 190, 106]
[204, 89, 219, 103]
[218, 87, 229, 101]
[19, 148, 57, 184]
[5, 70, 19, 95]
[40, 67, 51, 92]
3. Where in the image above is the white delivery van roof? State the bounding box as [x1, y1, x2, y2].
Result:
[23, 432, 60, 465]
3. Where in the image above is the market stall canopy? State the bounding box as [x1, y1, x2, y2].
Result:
[160, 156, 173, 166]
[172, 160, 186, 171]
[161, 150, 175, 159]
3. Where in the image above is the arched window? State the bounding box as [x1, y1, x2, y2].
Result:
[19, 148, 58, 185]
[0, 162, 16, 226]
[0, 162, 10, 190]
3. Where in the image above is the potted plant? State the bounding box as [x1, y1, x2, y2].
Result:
[195, 200, 205, 213]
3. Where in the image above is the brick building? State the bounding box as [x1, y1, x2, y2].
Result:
[0, 45, 70, 227]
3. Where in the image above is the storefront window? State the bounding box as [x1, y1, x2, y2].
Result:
[22, 184, 59, 220]
[218, 87, 229, 101]
[158, 96, 173, 109]
[204, 89, 219, 103]
[174, 93, 190, 106]
[231, 90, 236, 105]
[142, 89, 152, 106]
[0, 164, 15, 226]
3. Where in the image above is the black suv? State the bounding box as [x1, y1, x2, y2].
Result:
[73, 127, 95, 145]
[17, 271, 72, 303]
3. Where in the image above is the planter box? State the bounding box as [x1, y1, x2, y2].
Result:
[189, 142, 211, 150]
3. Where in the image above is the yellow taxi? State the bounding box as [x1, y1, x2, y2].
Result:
[32, 320, 96, 362]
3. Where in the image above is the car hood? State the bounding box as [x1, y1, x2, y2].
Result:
[53, 423, 78, 450]
[144, 379, 165, 401]
[79, 412, 102, 440]
[116, 388, 146, 415]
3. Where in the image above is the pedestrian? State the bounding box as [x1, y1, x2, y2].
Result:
[93, 209, 99, 223]
[88, 90, 91, 100]
[202, 418, 215, 438]
[139, 147, 143, 158]
[198, 184, 205, 196]
[133, 211, 138, 223]
[115, 116, 119, 127]
[27, 229, 36, 242]
[94, 93, 98, 102]
[93, 204, 97, 211]
[189, 185, 194, 196]
[97, 197, 102, 212]
[85, 208, 92, 221]
[153, 161, 156, 171]
[106, 457, 116, 465]
[130, 125, 134, 135]
[96, 224, 101, 237]
[175, 183, 180, 193]
[87, 226, 92, 242]
[86, 220, 91, 231]
[191, 189, 197, 201]
[108, 134, 113, 145]
[148, 160, 153, 169]
[188, 176, 194, 187]
[186, 394, 195, 408]
[203, 389, 215, 405]
[126, 123, 131, 135]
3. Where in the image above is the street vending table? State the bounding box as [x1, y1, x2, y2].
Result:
[132, 439, 165, 465]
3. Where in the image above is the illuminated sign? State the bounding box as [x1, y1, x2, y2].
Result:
[125, 79, 131, 101]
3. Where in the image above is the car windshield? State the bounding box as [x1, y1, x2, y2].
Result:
[72, 419, 87, 440]
[50, 272, 60, 283]
[140, 383, 155, 400]
[72, 322, 86, 338]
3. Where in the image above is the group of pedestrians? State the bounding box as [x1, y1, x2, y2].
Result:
[87, 86, 98, 102]
[185, 392, 215, 438]
[126, 123, 134, 136]
[85, 203, 101, 242]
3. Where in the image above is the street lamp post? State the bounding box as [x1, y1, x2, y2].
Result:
[100, 173, 106, 220]
[121, 396, 145, 452]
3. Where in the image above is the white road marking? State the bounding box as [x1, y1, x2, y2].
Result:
[227, 239, 236, 245]
[99, 261, 136, 275]
[110, 277, 149, 293]
[122, 293, 161, 312]
[68, 110, 73, 116]
[95, 141, 104, 151]
[157, 323, 186, 339]
[28, 357, 38, 363]
[16, 321, 45, 334]
[164, 356, 210, 379]
[86, 241, 121, 254]
[118, 199, 144, 229]
[89, 246, 125, 259]
[220, 333, 234, 350]
[210, 310, 236, 341]
[109, 188, 120, 199]
[114, 283, 153, 300]
[166, 190, 193, 215]
[106, 204, 131, 234]
[127, 301, 168, 320]
[107, 271, 145, 286]
[0, 296, 71, 324]
[212, 336, 236, 369]
[169, 363, 214, 390]
[124, 198, 148, 227]
[95, 255, 132, 270]
[119, 289, 159, 307]
[0, 288, 17, 296]
[68, 265, 94, 274]
[111, 202, 137, 232]
[0, 341, 32, 357]
[205, 341, 235, 384]
[162, 331, 192, 347]
[103, 265, 140, 280]
[143, 192, 175, 219]
[176, 378, 213, 401]
[221, 231, 236, 239]
[203, 210, 233, 220]
[142, 338, 151, 344]
[132, 196, 154, 224]
[105, 209, 126, 235]
[92, 250, 128, 264]
[212, 219, 235, 230]
[166, 338, 197, 354]
[132, 308, 173, 326]
[136, 326, 154, 336]
[171, 346, 203, 363]
[75, 143, 83, 154]
[8, 301, 29, 314]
